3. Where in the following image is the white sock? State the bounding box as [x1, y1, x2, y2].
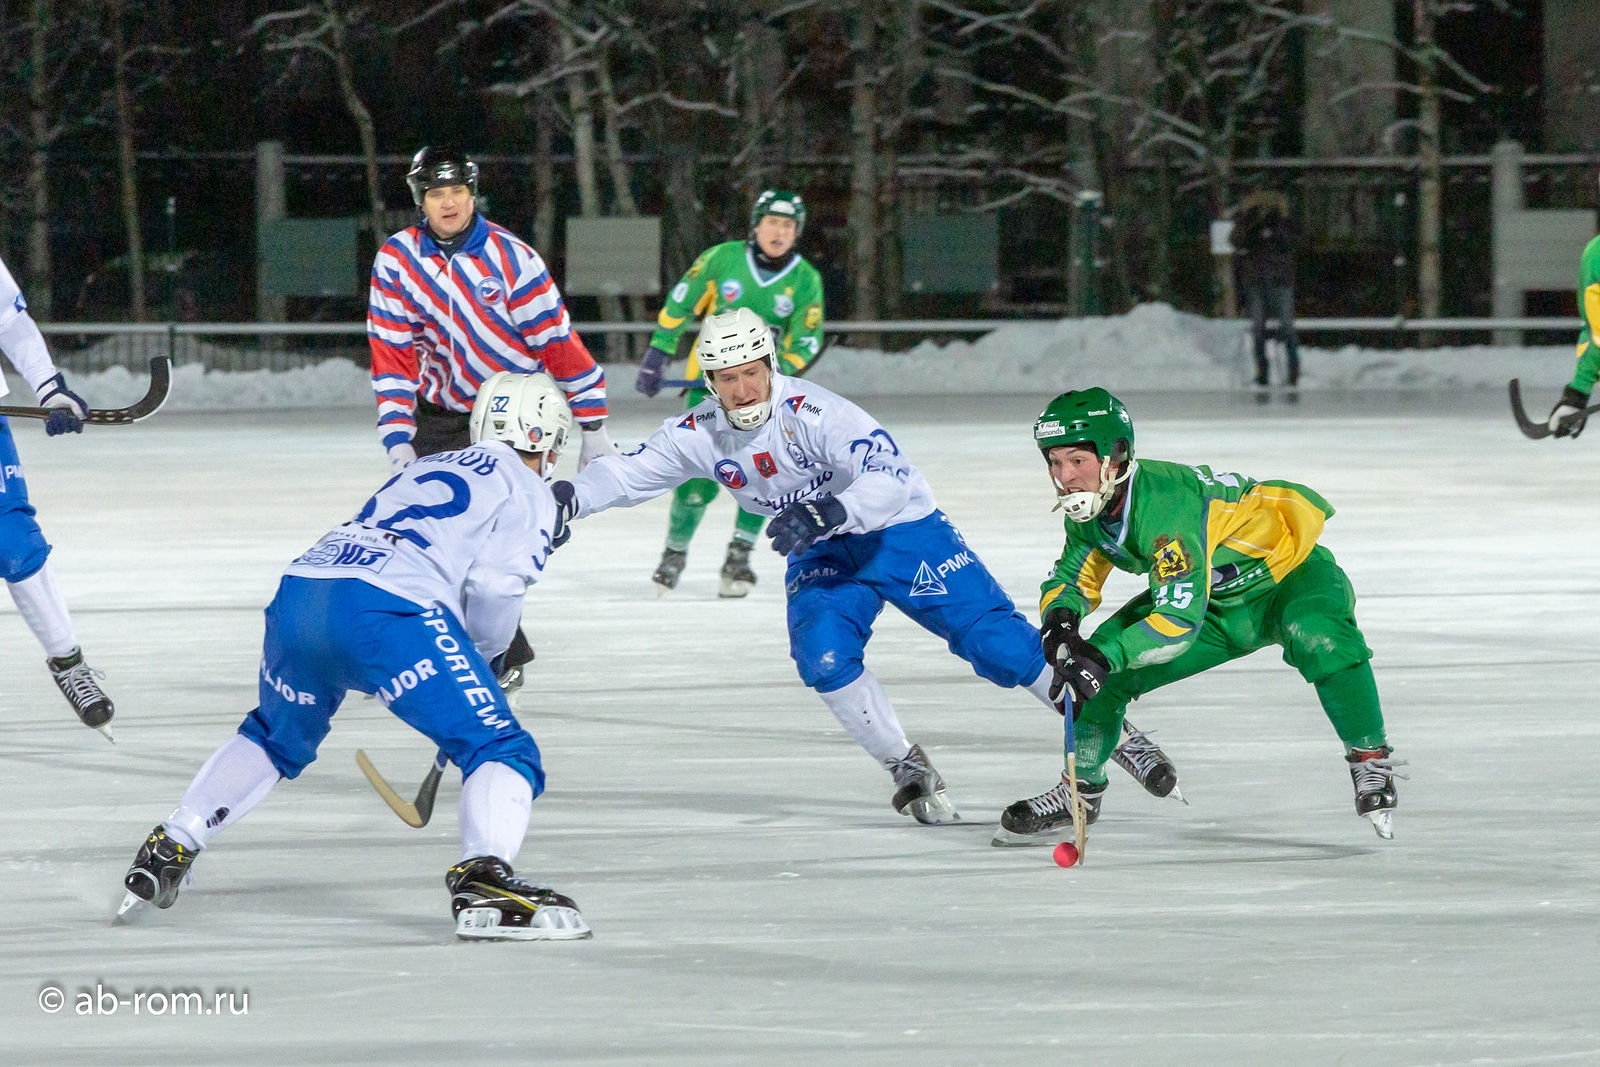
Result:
[165, 736, 282, 850]
[459, 761, 533, 864]
[818, 670, 911, 765]
[7, 561, 77, 659]
[1026, 664, 1062, 713]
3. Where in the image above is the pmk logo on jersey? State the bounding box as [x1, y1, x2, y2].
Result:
[784, 395, 806, 413]
[753, 451, 778, 478]
[714, 459, 748, 490]
[676, 413, 697, 431]
[476, 278, 505, 306]
[720, 279, 743, 303]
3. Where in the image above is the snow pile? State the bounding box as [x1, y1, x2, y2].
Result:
[9, 303, 1580, 411]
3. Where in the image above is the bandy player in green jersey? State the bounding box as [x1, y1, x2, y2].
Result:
[1543, 223, 1600, 438]
[634, 189, 825, 597]
[993, 388, 1403, 847]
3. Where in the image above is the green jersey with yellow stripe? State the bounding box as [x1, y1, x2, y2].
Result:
[648, 239, 825, 377]
[1039, 459, 1334, 674]
[1566, 233, 1600, 393]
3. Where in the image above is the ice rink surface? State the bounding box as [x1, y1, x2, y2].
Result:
[1, 386, 1596, 1065]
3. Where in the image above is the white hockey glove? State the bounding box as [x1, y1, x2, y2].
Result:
[577, 422, 620, 471]
[387, 441, 418, 473]
[35, 372, 88, 436]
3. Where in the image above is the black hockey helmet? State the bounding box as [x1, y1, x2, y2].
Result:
[406, 146, 479, 207]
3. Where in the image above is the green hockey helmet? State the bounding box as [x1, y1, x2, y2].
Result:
[1033, 388, 1134, 463]
[1033, 388, 1134, 522]
[750, 189, 806, 238]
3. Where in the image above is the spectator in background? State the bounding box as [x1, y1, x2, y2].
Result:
[1232, 190, 1300, 387]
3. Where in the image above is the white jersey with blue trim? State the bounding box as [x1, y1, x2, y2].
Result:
[284, 441, 558, 660]
[0, 252, 63, 402]
[572, 373, 937, 537]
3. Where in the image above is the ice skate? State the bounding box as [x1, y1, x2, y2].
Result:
[717, 540, 757, 598]
[991, 773, 1106, 846]
[446, 856, 591, 941]
[48, 647, 115, 742]
[496, 662, 525, 698]
[1112, 720, 1184, 803]
[1347, 745, 1405, 840]
[651, 547, 687, 595]
[887, 743, 959, 824]
[117, 825, 198, 920]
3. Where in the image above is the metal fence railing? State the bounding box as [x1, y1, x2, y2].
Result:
[38, 316, 1586, 375]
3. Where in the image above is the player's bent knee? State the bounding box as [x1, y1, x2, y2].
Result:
[0, 508, 50, 583]
[1282, 616, 1370, 682]
[458, 734, 545, 797]
[949, 617, 1045, 688]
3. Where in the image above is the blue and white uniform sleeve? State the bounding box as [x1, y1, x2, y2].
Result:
[460, 479, 556, 660]
[569, 419, 698, 517]
[0, 255, 61, 397]
[813, 401, 915, 534]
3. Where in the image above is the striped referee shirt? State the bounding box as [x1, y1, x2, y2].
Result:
[367, 214, 605, 452]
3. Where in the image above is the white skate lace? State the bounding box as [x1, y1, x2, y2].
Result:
[1023, 778, 1072, 816]
[888, 748, 932, 788]
[1114, 727, 1167, 779]
[54, 660, 108, 710]
[1350, 753, 1410, 794]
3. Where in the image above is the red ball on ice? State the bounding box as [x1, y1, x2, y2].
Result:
[1052, 841, 1080, 868]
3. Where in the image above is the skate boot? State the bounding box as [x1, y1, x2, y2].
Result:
[991, 773, 1107, 846]
[1112, 720, 1184, 802]
[717, 540, 757, 599]
[117, 825, 198, 920]
[651, 547, 687, 595]
[48, 647, 115, 741]
[497, 662, 526, 698]
[1347, 745, 1406, 840]
[446, 856, 591, 941]
[887, 743, 959, 824]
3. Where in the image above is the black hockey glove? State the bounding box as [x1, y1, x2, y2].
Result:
[1049, 630, 1110, 710]
[635, 346, 671, 397]
[550, 480, 577, 549]
[1548, 386, 1591, 439]
[767, 494, 847, 556]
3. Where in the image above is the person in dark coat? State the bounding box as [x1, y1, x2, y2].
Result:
[1232, 190, 1300, 387]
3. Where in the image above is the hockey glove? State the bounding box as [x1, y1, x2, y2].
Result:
[1049, 631, 1110, 708]
[549, 479, 577, 549]
[577, 422, 620, 471]
[387, 441, 418, 473]
[767, 494, 847, 556]
[635, 346, 672, 397]
[35, 372, 87, 436]
[1548, 386, 1591, 438]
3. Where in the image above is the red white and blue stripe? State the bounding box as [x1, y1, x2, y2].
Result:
[367, 215, 606, 451]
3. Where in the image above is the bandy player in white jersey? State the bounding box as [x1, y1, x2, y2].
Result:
[119, 372, 590, 941]
[557, 307, 1062, 823]
[0, 253, 115, 737]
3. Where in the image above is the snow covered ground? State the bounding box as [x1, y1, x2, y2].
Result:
[1, 318, 1597, 1063]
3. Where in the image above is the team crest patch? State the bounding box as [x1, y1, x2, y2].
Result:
[720, 279, 743, 303]
[784, 395, 805, 413]
[476, 278, 505, 306]
[1152, 535, 1193, 581]
[753, 451, 777, 478]
[676, 413, 697, 431]
[804, 304, 821, 330]
[714, 459, 747, 490]
[774, 294, 795, 318]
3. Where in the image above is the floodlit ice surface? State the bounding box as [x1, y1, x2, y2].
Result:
[2, 387, 1597, 1064]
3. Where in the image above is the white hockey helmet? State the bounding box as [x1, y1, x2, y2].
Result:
[698, 307, 777, 430]
[469, 371, 573, 474]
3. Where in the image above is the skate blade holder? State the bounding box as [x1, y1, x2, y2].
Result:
[455, 906, 592, 941]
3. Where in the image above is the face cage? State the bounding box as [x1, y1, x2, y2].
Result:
[704, 358, 776, 430]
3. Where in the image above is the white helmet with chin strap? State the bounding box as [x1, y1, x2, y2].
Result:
[469, 370, 573, 478]
[697, 307, 776, 430]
